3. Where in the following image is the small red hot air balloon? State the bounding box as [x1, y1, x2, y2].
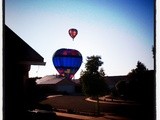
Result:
[68, 28, 78, 40]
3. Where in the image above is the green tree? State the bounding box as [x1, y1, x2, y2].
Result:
[152, 45, 155, 59]
[127, 61, 148, 101]
[80, 55, 107, 115]
[115, 80, 127, 99]
[127, 61, 155, 120]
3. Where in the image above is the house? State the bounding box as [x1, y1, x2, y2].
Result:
[70, 75, 128, 90]
[3, 25, 46, 120]
[105, 75, 128, 89]
[36, 75, 76, 94]
[36, 75, 128, 95]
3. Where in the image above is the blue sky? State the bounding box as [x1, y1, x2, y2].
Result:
[5, 0, 154, 78]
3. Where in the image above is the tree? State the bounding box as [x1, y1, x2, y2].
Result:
[152, 45, 155, 59]
[115, 80, 127, 100]
[127, 61, 155, 120]
[127, 61, 148, 101]
[80, 55, 107, 115]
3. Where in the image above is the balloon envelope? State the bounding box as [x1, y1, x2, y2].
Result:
[52, 48, 82, 79]
[68, 28, 78, 40]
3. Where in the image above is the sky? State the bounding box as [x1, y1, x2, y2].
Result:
[5, 0, 154, 79]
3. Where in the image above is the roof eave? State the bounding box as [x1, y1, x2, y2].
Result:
[19, 61, 46, 65]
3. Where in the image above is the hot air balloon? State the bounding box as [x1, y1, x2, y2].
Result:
[68, 28, 78, 40]
[52, 48, 82, 79]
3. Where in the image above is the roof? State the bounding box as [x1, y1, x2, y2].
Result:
[36, 75, 64, 84]
[36, 74, 128, 87]
[56, 79, 76, 86]
[36, 75, 76, 85]
[105, 75, 127, 82]
[105, 75, 128, 88]
[4, 25, 46, 65]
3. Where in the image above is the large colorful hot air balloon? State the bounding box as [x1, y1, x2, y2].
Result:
[68, 28, 78, 40]
[52, 48, 82, 79]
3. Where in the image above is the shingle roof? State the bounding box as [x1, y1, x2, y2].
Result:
[36, 75, 76, 85]
[105, 75, 127, 88]
[36, 75, 64, 84]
